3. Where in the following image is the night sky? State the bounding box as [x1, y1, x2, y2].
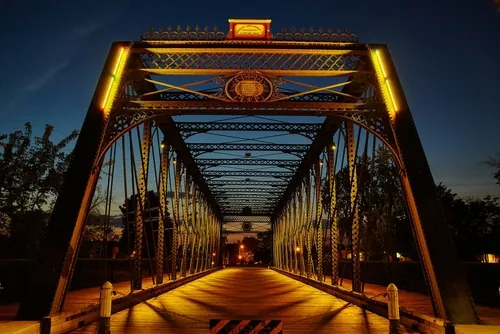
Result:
[0, 0, 499, 198]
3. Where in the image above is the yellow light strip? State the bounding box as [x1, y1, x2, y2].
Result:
[101, 47, 130, 114]
[375, 50, 388, 79]
[386, 80, 399, 111]
[372, 48, 399, 115]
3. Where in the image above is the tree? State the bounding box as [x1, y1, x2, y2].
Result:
[321, 146, 415, 261]
[0, 123, 78, 258]
[486, 153, 500, 186]
[119, 191, 172, 258]
[254, 231, 272, 263]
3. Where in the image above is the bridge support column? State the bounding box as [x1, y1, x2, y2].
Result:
[156, 140, 170, 284]
[328, 141, 339, 285]
[305, 172, 313, 278]
[171, 156, 181, 280]
[189, 186, 198, 274]
[347, 122, 361, 292]
[133, 121, 152, 290]
[315, 160, 323, 282]
[181, 174, 191, 277]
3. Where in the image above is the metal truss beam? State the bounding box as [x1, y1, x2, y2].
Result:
[203, 170, 294, 179]
[223, 216, 271, 222]
[196, 158, 300, 167]
[128, 100, 377, 113]
[213, 188, 283, 194]
[155, 124, 222, 220]
[187, 143, 309, 154]
[223, 211, 272, 216]
[175, 122, 322, 136]
[155, 92, 355, 103]
[208, 180, 287, 187]
[272, 119, 339, 220]
[215, 194, 281, 200]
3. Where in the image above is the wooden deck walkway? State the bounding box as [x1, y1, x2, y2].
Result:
[71, 267, 417, 334]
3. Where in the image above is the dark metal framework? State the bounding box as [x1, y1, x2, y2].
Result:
[17, 21, 478, 326]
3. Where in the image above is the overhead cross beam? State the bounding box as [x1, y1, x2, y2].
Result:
[196, 158, 300, 168]
[176, 121, 322, 139]
[187, 143, 309, 155]
[203, 170, 294, 179]
[208, 180, 287, 187]
[213, 188, 283, 194]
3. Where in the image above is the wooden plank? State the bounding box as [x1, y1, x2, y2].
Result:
[45, 268, 220, 334]
[71, 267, 418, 334]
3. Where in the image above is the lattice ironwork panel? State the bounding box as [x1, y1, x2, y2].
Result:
[139, 51, 367, 72]
[187, 143, 309, 153]
[223, 216, 271, 222]
[175, 122, 322, 133]
[208, 180, 287, 187]
[196, 159, 300, 167]
[203, 171, 294, 179]
[213, 188, 283, 194]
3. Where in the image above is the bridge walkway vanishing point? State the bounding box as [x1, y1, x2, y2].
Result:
[71, 267, 417, 334]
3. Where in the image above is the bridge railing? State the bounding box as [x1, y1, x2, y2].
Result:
[283, 260, 500, 307]
[0, 257, 211, 304]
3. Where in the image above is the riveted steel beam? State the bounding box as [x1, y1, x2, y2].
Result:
[187, 143, 309, 154]
[204, 170, 294, 179]
[196, 158, 300, 168]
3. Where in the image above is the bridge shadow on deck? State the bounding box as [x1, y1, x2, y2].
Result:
[72, 267, 416, 334]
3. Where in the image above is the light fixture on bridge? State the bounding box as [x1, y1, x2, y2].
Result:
[372, 49, 399, 116]
[212, 252, 216, 256]
[296, 247, 301, 253]
[101, 47, 130, 115]
[160, 141, 165, 149]
[173, 158, 177, 164]
[319, 161, 323, 166]
[331, 143, 336, 151]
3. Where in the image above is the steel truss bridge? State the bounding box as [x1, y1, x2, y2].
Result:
[11, 18, 487, 334]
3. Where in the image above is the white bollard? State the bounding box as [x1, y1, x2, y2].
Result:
[387, 283, 400, 334]
[99, 281, 113, 334]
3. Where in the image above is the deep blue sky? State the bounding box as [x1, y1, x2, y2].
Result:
[0, 0, 499, 198]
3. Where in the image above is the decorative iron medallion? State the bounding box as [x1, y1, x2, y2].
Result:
[242, 222, 252, 232]
[225, 72, 273, 102]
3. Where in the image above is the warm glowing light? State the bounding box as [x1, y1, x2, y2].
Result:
[386, 80, 399, 111]
[375, 50, 388, 79]
[371, 48, 399, 116]
[160, 141, 165, 148]
[238, 255, 242, 259]
[296, 247, 300, 252]
[212, 252, 216, 256]
[101, 47, 130, 114]
[319, 161, 323, 166]
[211, 261, 215, 265]
[240, 244, 244, 249]
[331, 143, 336, 150]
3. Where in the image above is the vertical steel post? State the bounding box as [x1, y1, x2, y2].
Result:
[181, 174, 190, 277]
[315, 160, 323, 282]
[133, 121, 152, 290]
[189, 186, 197, 274]
[157, 141, 170, 284]
[305, 173, 313, 278]
[171, 157, 181, 280]
[347, 122, 361, 292]
[328, 141, 339, 285]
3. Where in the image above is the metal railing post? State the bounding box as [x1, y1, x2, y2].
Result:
[99, 281, 113, 334]
[387, 283, 400, 334]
